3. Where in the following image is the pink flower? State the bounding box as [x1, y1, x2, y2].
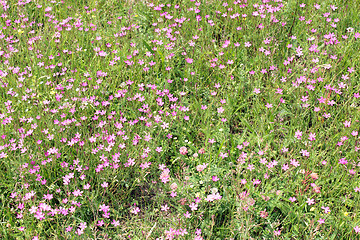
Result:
[259, 210, 268, 218]
[339, 158, 348, 165]
[252, 179, 261, 185]
[321, 206, 331, 214]
[217, 107, 224, 114]
[184, 211, 191, 218]
[354, 226, 360, 233]
[274, 229, 281, 236]
[318, 218, 325, 224]
[161, 204, 170, 212]
[189, 202, 198, 211]
[131, 206, 140, 214]
[219, 152, 228, 159]
[244, 42, 251, 47]
[185, 58, 193, 64]
[306, 198, 315, 205]
[99, 204, 110, 213]
[72, 189, 83, 197]
[34, 211, 45, 220]
[265, 103, 273, 108]
[206, 193, 222, 202]
[212, 176, 219, 182]
[43, 194, 53, 201]
[196, 163, 208, 172]
[112, 220, 120, 227]
[308, 133, 316, 141]
[343, 120, 351, 127]
[140, 162, 151, 169]
[179, 147, 188, 155]
[294, 130, 302, 139]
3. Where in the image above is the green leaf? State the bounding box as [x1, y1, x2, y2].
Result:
[142, 40, 154, 54]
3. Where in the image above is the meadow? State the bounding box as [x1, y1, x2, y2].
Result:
[0, 0, 360, 239]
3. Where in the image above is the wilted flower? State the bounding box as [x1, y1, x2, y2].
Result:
[310, 172, 319, 180]
[170, 183, 178, 191]
[196, 163, 208, 172]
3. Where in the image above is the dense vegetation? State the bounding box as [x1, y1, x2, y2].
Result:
[0, 0, 360, 239]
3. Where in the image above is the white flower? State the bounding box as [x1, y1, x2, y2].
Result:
[347, 27, 354, 33]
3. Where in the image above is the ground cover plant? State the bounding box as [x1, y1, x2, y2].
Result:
[0, 0, 359, 239]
